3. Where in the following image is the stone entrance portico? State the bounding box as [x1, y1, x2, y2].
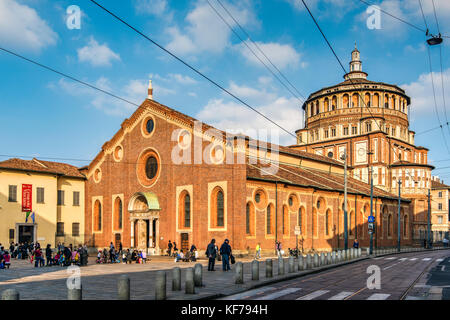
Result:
[128, 192, 161, 255]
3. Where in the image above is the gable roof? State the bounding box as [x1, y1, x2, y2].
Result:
[247, 161, 409, 202]
[432, 180, 450, 190]
[0, 158, 85, 179]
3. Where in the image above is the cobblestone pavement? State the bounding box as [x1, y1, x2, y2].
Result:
[0, 254, 282, 300]
[221, 249, 450, 300]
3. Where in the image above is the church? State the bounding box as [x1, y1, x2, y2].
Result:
[83, 48, 423, 255]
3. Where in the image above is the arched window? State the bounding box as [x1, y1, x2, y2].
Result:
[184, 193, 191, 228]
[332, 96, 337, 110]
[365, 93, 371, 107]
[178, 191, 191, 229]
[325, 209, 330, 236]
[298, 207, 305, 235]
[343, 94, 349, 108]
[373, 93, 379, 107]
[217, 191, 224, 227]
[324, 98, 329, 112]
[352, 93, 359, 107]
[384, 94, 389, 108]
[266, 204, 275, 235]
[94, 200, 102, 232]
[246, 202, 255, 236]
[210, 187, 225, 228]
[114, 197, 123, 230]
[283, 205, 289, 235]
[315, 101, 319, 115]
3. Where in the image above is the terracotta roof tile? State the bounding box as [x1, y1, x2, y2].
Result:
[431, 180, 450, 189]
[0, 158, 85, 178]
[247, 161, 407, 201]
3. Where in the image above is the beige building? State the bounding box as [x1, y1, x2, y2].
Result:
[0, 158, 85, 247]
[431, 177, 450, 242]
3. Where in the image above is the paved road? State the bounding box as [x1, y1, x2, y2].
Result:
[221, 250, 450, 300]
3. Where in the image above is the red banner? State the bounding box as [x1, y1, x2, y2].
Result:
[22, 184, 32, 212]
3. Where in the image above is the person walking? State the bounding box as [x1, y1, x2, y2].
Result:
[45, 244, 53, 266]
[255, 243, 261, 260]
[220, 239, 232, 271]
[168, 240, 173, 256]
[276, 241, 282, 258]
[206, 239, 217, 271]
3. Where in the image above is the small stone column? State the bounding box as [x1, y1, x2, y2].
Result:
[266, 259, 273, 278]
[252, 260, 259, 280]
[118, 275, 130, 300]
[235, 262, 244, 284]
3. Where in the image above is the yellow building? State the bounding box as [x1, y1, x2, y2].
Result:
[431, 177, 450, 242]
[0, 158, 85, 247]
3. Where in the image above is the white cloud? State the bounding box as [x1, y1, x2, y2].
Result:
[165, 0, 254, 56]
[0, 0, 58, 52]
[237, 40, 302, 70]
[134, 0, 168, 15]
[149, 72, 197, 85]
[196, 82, 303, 145]
[401, 68, 450, 119]
[49, 77, 175, 116]
[77, 37, 121, 67]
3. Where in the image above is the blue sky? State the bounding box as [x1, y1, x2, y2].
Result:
[1, 0, 450, 177]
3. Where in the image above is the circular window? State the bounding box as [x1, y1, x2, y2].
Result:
[141, 115, 156, 138]
[94, 168, 102, 183]
[137, 149, 161, 187]
[114, 145, 123, 162]
[146, 119, 154, 134]
[255, 193, 261, 203]
[254, 189, 267, 210]
[178, 130, 191, 149]
[145, 156, 158, 180]
[289, 197, 293, 206]
[317, 200, 321, 209]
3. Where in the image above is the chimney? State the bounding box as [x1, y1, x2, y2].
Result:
[148, 80, 153, 100]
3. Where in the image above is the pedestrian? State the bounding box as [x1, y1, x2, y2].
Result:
[443, 237, 449, 247]
[173, 242, 178, 254]
[45, 244, 53, 266]
[423, 238, 427, 248]
[219, 239, 232, 271]
[276, 241, 282, 258]
[168, 240, 173, 257]
[255, 243, 261, 260]
[205, 239, 216, 271]
[353, 239, 359, 249]
[3, 251, 10, 269]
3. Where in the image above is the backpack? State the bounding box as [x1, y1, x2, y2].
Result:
[230, 255, 235, 264]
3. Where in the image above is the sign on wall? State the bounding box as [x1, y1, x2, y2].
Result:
[22, 184, 32, 212]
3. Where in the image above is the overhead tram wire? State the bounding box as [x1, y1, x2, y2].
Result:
[358, 0, 450, 39]
[212, 0, 307, 101]
[88, 0, 297, 139]
[300, 0, 431, 185]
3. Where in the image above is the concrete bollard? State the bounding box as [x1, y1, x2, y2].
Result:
[306, 254, 312, 269]
[1, 289, 19, 300]
[358, 248, 361, 257]
[252, 260, 259, 280]
[350, 248, 354, 259]
[326, 252, 331, 265]
[298, 255, 304, 271]
[185, 268, 195, 294]
[155, 271, 166, 300]
[118, 275, 130, 300]
[266, 259, 273, 278]
[313, 253, 319, 267]
[331, 251, 336, 264]
[288, 256, 295, 273]
[68, 285, 82, 300]
[172, 267, 181, 291]
[194, 263, 203, 287]
[320, 253, 325, 266]
[278, 257, 285, 275]
[235, 262, 244, 284]
[337, 251, 341, 262]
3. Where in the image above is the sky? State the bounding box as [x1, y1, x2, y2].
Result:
[1, 0, 450, 178]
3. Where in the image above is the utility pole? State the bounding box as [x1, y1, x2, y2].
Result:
[369, 165, 374, 255]
[367, 150, 374, 255]
[397, 180, 402, 252]
[427, 189, 431, 249]
[342, 149, 348, 250]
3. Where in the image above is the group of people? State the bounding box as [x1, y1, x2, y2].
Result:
[0, 242, 88, 268]
[0, 246, 11, 269]
[205, 238, 233, 272]
[167, 241, 198, 262]
[95, 242, 150, 264]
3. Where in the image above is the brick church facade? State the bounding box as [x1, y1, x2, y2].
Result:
[83, 62, 418, 254]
